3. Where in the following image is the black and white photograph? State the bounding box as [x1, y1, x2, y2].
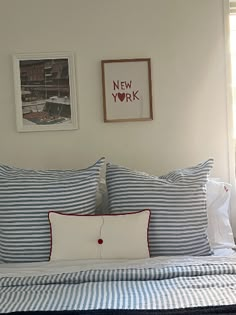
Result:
[13, 52, 78, 132]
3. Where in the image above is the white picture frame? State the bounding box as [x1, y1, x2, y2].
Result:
[13, 52, 78, 132]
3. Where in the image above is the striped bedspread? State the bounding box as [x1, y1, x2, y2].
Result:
[1, 256, 236, 314]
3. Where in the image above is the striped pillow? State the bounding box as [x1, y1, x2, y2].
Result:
[0, 157, 105, 263]
[106, 159, 214, 256]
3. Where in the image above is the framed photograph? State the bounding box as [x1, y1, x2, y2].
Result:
[13, 52, 78, 132]
[101, 58, 153, 122]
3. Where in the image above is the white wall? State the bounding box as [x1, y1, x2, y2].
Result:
[0, 1, 235, 221]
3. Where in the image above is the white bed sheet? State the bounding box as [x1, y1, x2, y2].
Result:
[213, 248, 236, 256]
[1, 250, 236, 278]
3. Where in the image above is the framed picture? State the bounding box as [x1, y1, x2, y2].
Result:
[13, 52, 78, 132]
[101, 58, 153, 122]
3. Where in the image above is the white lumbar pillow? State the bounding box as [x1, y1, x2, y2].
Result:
[49, 210, 150, 260]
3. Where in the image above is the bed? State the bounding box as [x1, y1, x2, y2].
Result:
[1, 158, 236, 315]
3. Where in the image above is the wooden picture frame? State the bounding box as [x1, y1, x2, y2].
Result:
[13, 52, 78, 132]
[101, 58, 153, 122]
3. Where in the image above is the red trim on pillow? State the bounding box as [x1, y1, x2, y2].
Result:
[48, 209, 151, 260]
[48, 211, 53, 261]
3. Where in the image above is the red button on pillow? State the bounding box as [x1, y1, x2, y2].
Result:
[98, 238, 103, 244]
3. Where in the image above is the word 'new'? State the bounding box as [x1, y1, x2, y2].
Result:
[113, 80, 132, 90]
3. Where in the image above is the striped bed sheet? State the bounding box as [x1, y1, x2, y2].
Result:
[1, 255, 236, 314]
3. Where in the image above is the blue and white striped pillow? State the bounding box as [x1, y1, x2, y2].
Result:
[106, 159, 214, 256]
[0, 157, 105, 263]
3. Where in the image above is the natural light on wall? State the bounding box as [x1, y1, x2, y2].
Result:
[230, 2, 236, 138]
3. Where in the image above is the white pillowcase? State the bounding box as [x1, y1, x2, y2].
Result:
[207, 179, 235, 249]
[96, 178, 109, 214]
[49, 210, 150, 261]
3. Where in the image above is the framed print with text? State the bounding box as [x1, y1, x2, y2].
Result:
[101, 58, 153, 122]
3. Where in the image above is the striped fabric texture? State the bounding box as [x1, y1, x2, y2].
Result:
[2, 261, 236, 312]
[106, 159, 214, 256]
[0, 158, 105, 263]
